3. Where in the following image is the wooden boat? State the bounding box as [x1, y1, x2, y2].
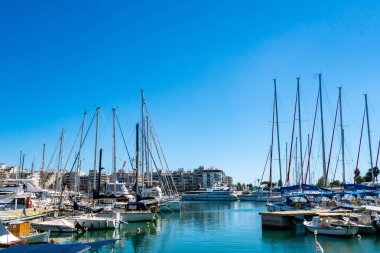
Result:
[0, 223, 27, 248]
[304, 216, 358, 236]
[31, 218, 77, 233]
[8, 221, 50, 244]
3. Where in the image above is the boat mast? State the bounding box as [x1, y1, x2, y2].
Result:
[18, 150, 22, 179]
[286, 91, 298, 186]
[112, 108, 117, 193]
[135, 123, 140, 195]
[285, 142, 288, 185]
[21, 153, 25, 179]
[365, 94, 374, 182]
[75, 111, 86, 195]
[307, 134, 310, 184]
[297, 77, 304, 185]
[338, 87, 346, 184]
[268, 93, 276, 198]
[319, 74, 327, 187]
[295, 137, 298, 185]
[141, 90, 145, 190]
[41, 143, 45, 188]
[355, 108, 366, 183]
[274, 79, 282, 186]
[93, 107, 100, 193]
[146, 115, 150, 187]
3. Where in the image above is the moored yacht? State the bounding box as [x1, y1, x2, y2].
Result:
[181, 186, 238, 201]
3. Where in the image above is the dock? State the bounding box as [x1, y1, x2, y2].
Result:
[259, 209, 351, 230]
[0, 207, 57, 225]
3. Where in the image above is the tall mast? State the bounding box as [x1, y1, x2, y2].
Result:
[75, 111, 86, 194]
[268, 93, 276, 197]
[285, 142, 288, 185]
[21, 154, 25, 179]
[146, 115, 150, 187]
[135, 123, 140, 195]
[93, 107, 100, 192]
[56, 130, 64, 192]
[141, 90, 145, 189]
[41, 143, 45, 188]
[274, 79, 282, 186]
[365, 94, 374, 182]
[338, 87, 346, 184]
[112, 108, 117, 193]
[355, 108, 366, 183]
[295, 137, 298, 185]
[297, 77, 304, 184]
[319, 74, 327, 187]
[18, 150, 23, 179]
[307, 134, 310, 184]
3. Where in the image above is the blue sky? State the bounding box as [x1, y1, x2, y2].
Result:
[0, 0, 380, 184]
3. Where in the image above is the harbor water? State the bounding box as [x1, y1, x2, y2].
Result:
[53, 202, 380, 252]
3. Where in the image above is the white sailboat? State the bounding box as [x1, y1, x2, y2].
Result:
[304, 216, 358, 236]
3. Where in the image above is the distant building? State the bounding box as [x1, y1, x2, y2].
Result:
[202, 168, 224, 188]
[89, 169, 108, 191]
[172, 168, 193, 192]
[192, 166, 204, 190]
[224, 176, 233, 187]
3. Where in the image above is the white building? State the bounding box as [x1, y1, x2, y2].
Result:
[202, 169, 225, 188]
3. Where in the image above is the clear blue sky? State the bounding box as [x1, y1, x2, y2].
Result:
[0, 0, 379, 184]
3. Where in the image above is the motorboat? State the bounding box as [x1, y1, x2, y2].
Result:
[66, 214, 118, 230]
[181, 186, 238, 201]
[238, 190, 257, 201]
[142, 187, 182, 212]
[303, 216, 358, 236]
[97, 201, 156, 222]
[31, 218, 77, 233]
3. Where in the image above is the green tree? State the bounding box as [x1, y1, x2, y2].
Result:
[317, 176, 325, 187]
[236, 182, 242, 191]
[329, 180, 341, 187]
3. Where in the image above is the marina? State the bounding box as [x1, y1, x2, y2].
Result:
[2, 1, 380, 252]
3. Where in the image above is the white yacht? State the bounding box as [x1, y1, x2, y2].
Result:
[142, 186, 181, 212]
[105, 182, 135, 200]
[181, 186, 238, 201]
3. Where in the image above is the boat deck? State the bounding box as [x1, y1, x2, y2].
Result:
[0, 207, 57, 224]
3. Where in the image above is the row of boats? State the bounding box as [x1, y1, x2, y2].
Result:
[258, 183, 380, 237]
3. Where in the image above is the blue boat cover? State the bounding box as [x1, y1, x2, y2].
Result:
[301, 184, 331, 192]
[343, 184, 376, 191]
[0, 239, 118, 253]
[279, 185, 301, 193]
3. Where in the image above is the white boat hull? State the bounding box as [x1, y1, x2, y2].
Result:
[120, 212, 156, 222]
[304, 221, 358, 236]
[68, 217, 117, 230]
[158, 200, 181, 212]
[31, 219, 76, 233]
[22, 231, 50, 244]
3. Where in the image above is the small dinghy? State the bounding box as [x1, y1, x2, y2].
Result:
[304, 216, 358, 236]
[8, 221, 50, 244]
[0, 223, 26, 248]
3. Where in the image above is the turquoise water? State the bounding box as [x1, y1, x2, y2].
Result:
[53, 202, 380, 252]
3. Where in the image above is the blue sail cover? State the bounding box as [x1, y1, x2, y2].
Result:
[343, 184, 376, 191]
[301, 184, 331, 192]
[279, 185, 301, 193]
[0, 239, 118, 253]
